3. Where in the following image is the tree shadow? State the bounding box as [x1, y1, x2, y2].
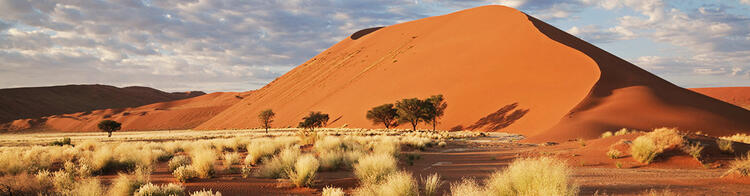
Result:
[467, 103, 529, 131]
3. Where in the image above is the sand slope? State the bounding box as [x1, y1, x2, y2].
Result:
[0, 84, 204, 123]
[1, 92, 244, 132]
[691, 87, 750, 110]
[197, 5, 750, 141]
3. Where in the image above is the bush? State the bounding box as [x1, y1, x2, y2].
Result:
[256, 147, 300, 178]
[354, 153, 397, 184]
[190, 189, 223, 196]
[630, 128, 684, 164]
[717, 139, 734, 154]
[606, 149, 623, 159]
[601, 131, 613, 138]
[485, 157, 578, 196]
[190, 149, 216, 179]
[322, 186, 345, 196]
[422, 173, 443, 196]
[287, 154, 320, 187]
[169, 155, 191, 172]
[614, 128, 632, 136]
[724, 152, 750, 177]
[449, 178, 484, 196]
[134, 183, 185, 196]
[354, 171, 418, 196]
[173, 165, 199, 182]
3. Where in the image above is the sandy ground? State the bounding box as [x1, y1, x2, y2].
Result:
[95, 135, 750, 196]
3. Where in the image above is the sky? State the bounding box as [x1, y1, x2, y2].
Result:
[0, 0, 749, 92]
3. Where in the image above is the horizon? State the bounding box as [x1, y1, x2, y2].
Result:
[1, 1, 750, 93]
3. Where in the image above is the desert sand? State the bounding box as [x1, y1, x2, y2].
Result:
[691, 87, 750, 109]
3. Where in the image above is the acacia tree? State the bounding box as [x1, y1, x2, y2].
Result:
[366, 104, 399, 129]
[425, 94, 447, 131]
[395, 98, 430, 131]
[98, 120, 121, 137]
[258, 109, 276, 134]
[298, 111, 329, 131]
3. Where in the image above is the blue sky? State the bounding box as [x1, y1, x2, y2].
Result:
[1, 0, 749, 92]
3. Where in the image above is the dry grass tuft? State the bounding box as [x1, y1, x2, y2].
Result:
[169, 155, 191, 172]
[601, 131, 614, 138]
[607, 149, 623, 159]
[448, 178, 484, 196]
[422, 173, 443, 196]
[133, 183, 185, 196]
[354, 171, 418, 196]
[190, 189, 223, 196]
[190, 148, 217, 179]
[354, 153, 397, 184]
[485, 156, 578, 196]
[717, 139, 735, 154]
[322, 186, 345, 196]
[256, 146, 301, 178]
[724, 152, 750, 177]
[721, 133, 750, 144]
[630, 128, 684, 164]
[287, 154, 320, 187]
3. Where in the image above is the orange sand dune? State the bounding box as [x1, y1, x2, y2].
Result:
[0, 84, 204, 123]
[691, 87, 750, 110]
[2, 92, 243, 132]
[197, 5, 750, 141]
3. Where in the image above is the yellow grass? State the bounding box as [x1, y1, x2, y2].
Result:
[354, 153, 397, 184]
[631, 128, 684, 164]
[485, 156, 578, 196]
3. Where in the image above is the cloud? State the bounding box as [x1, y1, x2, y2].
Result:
[567, 25, 634, 43]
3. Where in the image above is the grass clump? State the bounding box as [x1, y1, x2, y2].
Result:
[190, 189, 222, 196]
[422, 173, 443, 196]
[630, 128, 684, 164]
[606, 149, 623, 159]
[50, 137, 72, 146]
[601, 131, 614, 138]
[717, 139, 734, 154]
[173, 165, 199, 182]
[354, 153, 397, 184]
[222, 152, 241, 167]
[724, 152, 750, 177]
[721, 133, 750, 144]
[190, 149, 216, 179]
[477, 157, 578, 196]
[107, 168, 150, 196]
[322, 186, 345, 196]
[287, 154, 320, 187]
[614, 128, 633, 136]
[256, 147, 300, 178]
[133, 183, 185, 196]
[449, 178, 484, 196]
[681, 142, 704, 161]
[168, 155, 191, 172]
[354, 171, 418, 196]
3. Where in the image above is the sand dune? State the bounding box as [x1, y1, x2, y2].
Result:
[196, 5, 750, 141]
[1, 92, 244, 132]
[691, 87, 750, 110]
[0, 84, 204, 123]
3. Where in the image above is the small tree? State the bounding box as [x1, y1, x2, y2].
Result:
[425, 94, 447, 131]
[98, 120, 121, 137]
[258, 109, 276, 134]
[366, 104, 399, 129]
[298, 111, 329, 131]
[395, 98, 430, 131]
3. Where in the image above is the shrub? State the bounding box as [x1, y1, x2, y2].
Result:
[322, 186, 345, 196]
[169, 155, 191, 172]
[614, 128, 632, 136]
[134, 183, 185, 196]
[681, 142, 704, 161]
[601, 131, 613, 138]
[606, 149, 623, 159]
[190, 149, 216, 179]
[485, 157, 578, 196]
[449, 178, 484, 196]
[724, 152, 750, 177]
[422, 173, 443, 196]
[354, 171, 418, 196]
[173, 165, 199, 182]
[717, 139, 734, 154]
[190, 189, 223, 196]
[354, 153, 397, 184]
[50, 137, 72, 146]
[256, 147, 300, 178]
[630, 128, 684, 164]
[287, 154, 320, 187]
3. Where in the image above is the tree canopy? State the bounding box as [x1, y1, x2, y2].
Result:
[298, 111, 329, 131]
[258, 109, 276, 133]
[366, 103, 399, 129]
[395, 98, 431, 131]
[97, 120, 121, 137]
[425, 94, 447, 131]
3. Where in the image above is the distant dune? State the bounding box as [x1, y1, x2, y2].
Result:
[0, 84, 204, 123]
[5, 6, 750, 142]
[195, 5, 750, 141]
[690, 87, 750, 110]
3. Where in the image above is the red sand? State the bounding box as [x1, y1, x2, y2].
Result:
[691, 87, 750, 109]
[5, 6, 750, 141]
[196, 6, 750, 142]
[0, 84, 204, 123]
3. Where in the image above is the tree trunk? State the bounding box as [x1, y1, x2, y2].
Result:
[108, 131, 112, 137]
[265, 127, 268, 134]
[432, 119, 436, 132]
[412, 121, 417, 131]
